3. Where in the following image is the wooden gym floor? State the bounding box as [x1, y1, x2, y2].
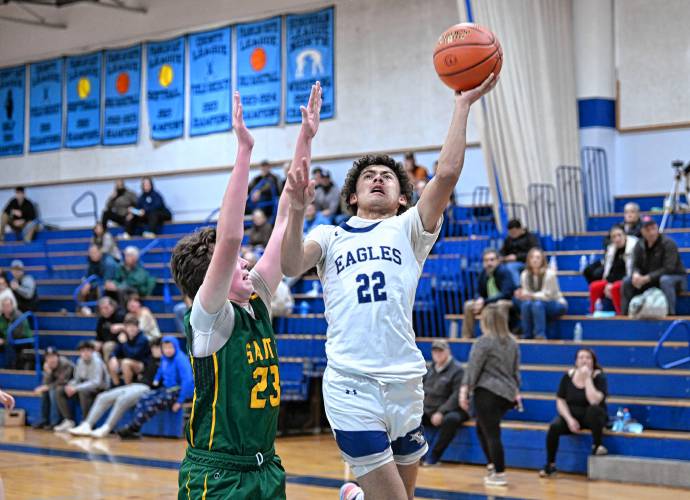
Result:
[0, 427, 685, 499]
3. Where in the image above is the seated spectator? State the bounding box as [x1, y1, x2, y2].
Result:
[33, 347, 75, 430]
[622, 202, 642, 238]
[126, 177, 172, 238]
[173, 295, 192, 334]
[589, 225, 637, 315]
[422, 339, 469, 466]
[1, 187, 39, 242]
[303, 202, 330, 235]
[108, 314, 152, 386]
[117, 336, 193, 439]
[514, 248, 567, 339]
[622, 217, 686, 315]
[462, 249, 516, 338]
[246, 209, 273, 248]
[53, 341, 109, 432]
[0, 297, 33, 369]
[69, 339, 162, 438]
[105, 246, 156, 302]
[92, 222, 122, 264]
[312, 167, 341, 219]
[77, 245, 118, 314]
[272, 278, 295, 318]
[0, 275, 17, 310]
[500, 219, 541, 287]
[94, 296, 126, 361]
[126, 294, 161, 342]
[101, 179, 138, 236]
[403, 152, 429, 181]
[412, 179, 427, 205]
[540, 349, 608, 477]
[8, 259, 38, 311]
[247, 160, 280, 217]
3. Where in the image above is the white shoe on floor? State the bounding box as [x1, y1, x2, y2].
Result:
[68, 422, 92, 436]
[90, 425, 111, 438]
[484, 472, 508, 487]
[142, 231, 156, 239]
[54, 419, 76, 432]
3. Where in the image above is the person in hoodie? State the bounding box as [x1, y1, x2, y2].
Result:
[125, 177, 172, 238]
[499, 219, 541, 287]
[69, 338, 162, 438]
[53, 341, 109, 432]
[33, 347, 75, 430]
[117, 336, 193, 439]
[101, 179, 138, 235]
[108, 314, 151, 386]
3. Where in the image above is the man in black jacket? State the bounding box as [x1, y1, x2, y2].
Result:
[462, 249, 516, 337]
[422, 339, 468, 466]
[1, 187, 39, 242]
[500, 219, 540, 286]
[622, 217, 686, 315]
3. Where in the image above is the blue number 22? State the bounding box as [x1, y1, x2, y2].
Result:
[356, 272, 387, 304]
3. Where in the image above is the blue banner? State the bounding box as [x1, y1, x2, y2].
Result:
[147, 37, 185, 140]
[189, 27, 232, 136]
[104, 45, 141, 146]
[285, 7, 334, 123]
[65, 52, 102, 148]
[0, 65, 26, 157]
[237, 17, 281, 128]
[29, 58, 62, 153]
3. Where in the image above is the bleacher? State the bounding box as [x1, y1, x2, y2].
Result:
[1, 193, 689, 473]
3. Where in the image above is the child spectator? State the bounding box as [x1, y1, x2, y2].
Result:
[8, 260, 38, 312]
[0, 297, 33, 369]
[246, 209, 273, 248]
[104, 246, 156, 302]
[94, 296, 126, 361]
[108, 314, 151, 386]
[589, 225, 637, 315]
[126, 294, 161, 341]
[102, 179, 137, 236]
[126, 177, 172, 238]
[33, 347, 74, 429]
[0, 276, 17, 311]
[92, 222, 122, 264]
[1, 187, 39, 242]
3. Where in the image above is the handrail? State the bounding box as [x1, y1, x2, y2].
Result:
[73, 274, 103, 310]
[71, 190, 99, 225]
[556, 165, 586, 235]
[653, 320, 690, 369]
[581, 147, 612, 216]
[7, 311, 41, 381]
[138, 238, 160, 260]
[204, 208, 220, 224]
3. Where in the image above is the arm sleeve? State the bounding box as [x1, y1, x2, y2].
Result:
[632, 243, 643, 274]
[24, 201, 37, 221]
[304, 224, 335, 268]
[399, 206, 443, 264]
[556, 373, 569, 399]
[250, 269, 273, 314]
[593, 372, 608, 398]
[73, 359, 106, 392]
[513, 345, 521, 387]
[15, 275, 36, 300]
[651, 240, 681, 281]
[189, 293, 235, 357]
[461, 339, 489, 391]
[3, 200, 11, 215]
[437, 366, 463, 414]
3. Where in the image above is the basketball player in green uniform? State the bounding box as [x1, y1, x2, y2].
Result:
[171, 87, 322, 499]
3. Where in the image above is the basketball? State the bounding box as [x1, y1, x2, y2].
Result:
[433, 23, 503, 92]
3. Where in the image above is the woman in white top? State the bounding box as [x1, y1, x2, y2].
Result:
[514, 248, 567, 339]
[0, 276, 17, 310]
[125, 294, 160, 341]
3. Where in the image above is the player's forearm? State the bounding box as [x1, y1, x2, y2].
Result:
[217, 145, 253, 247]
[293, 129, 313, 172]
[436, 101, 470, 182]
[281, 207, 307, 277]
[256, 188, 291, 291]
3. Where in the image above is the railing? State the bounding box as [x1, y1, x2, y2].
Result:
[654, 320, 690, 369]
[581, 147, 612, 216]
[528, 183, 559, 240]
[472, 186, 491, 207]
[71, 190, 99, 225]
[503, 202, 529, 228]
[203, 208, 220, 224]
[73, 274, 103, 311]
[7, 311, 41, 381]
[556, 165, 586, 235]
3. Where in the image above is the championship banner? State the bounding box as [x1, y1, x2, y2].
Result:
[189, 26, 232, 136]
[0, 65, 26, 157]
[65, 52, 102, 148]
[285, 7, 334, 123]
[29, 58, 63, 153]
[147, 37, 185, 140]
[104, 45, 141, 146]
[236, 17, 281, 128]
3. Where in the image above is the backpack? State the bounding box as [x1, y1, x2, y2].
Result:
[628, 288, 668, 319]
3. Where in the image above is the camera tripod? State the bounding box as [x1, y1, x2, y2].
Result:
[660, 160, 690, 232]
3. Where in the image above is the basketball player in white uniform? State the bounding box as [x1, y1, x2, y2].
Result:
[281, 74, 498, 500]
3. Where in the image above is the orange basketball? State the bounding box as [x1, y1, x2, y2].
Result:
[433, 23, 502, 92]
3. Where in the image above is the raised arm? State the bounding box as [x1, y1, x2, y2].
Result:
[197, 92, 254, 314]
[281, 83, 324, 277]
[417, 74, 498, 231]
[254, 176, 291, 294]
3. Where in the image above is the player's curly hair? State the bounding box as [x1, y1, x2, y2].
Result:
[170, 227, 216, 299]
[341, 154, 413, 216]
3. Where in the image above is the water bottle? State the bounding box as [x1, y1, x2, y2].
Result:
[298, 300, 310, 316]
[589, 253, 597, 265]
[622, 408, 631, 432]
[549, 255, 558, 271]
[579, 255, 588, 272]
[612, 407, 624, 432]
[573, 322, 583, 342]
[594, 299, 603, 313]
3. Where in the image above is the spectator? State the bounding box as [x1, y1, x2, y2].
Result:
[514, 248, 568, 339]
[500, 219, 541, 287]
[173, 295, 192, 334]
[412, 179, 427, 205]
[403, 152, 429, 181]
[126, 294, 160, 342]
[246, 209, 273, 248]
[33, 347, 75, 430]
[622, 202, 642, 238]
[101, 179, 138, 235]
[303, 202, 330, 235]
[460, 304, 521, 487]
[108, 314, 151, 386]
[77, 245, 118, 315]
[462, 249, 516, 338]
[1, 187, 39, 242]
[589, 225, 637, 315]
[272, 278, 295, 318]
[126, 177, 172, 238]
[117, 336, 193, 439]
[0, 297, 33, 369]
[0, 275, 17, 310]
[94, 296, 126, 361]
[105, 246, 156, 302]
[540, 349, 608, 477]
[247, 160, 280, 216]
[69, 339, 162, 438]
[92, 222, 122, 264]
[53, 341, 109, 432]
[421, 339, 469, 466]
[622, 217, 686, 315]
[8, 259, 38, 311]
[312, 167, 341, 219]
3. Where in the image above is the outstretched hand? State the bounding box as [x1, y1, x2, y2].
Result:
[233, 91, 254, 149]
[456, 73, 499, 107]
[0, 390, 15, 411]
[285, 157, 316, 210]
[300, 81, 323, 139]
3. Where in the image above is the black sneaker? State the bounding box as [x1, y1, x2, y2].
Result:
[539, 464, 557, 477]
[32, 421, 48, 430]
[117, 426, 141, 440]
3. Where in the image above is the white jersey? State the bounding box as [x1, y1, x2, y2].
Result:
[306, 206, 442, 383]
